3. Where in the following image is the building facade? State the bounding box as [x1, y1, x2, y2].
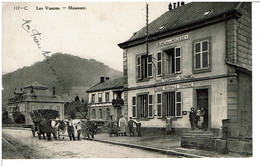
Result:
[118, 2, 252, 138]
[7, 81, 65, 125]
[86, 77, 126, 122]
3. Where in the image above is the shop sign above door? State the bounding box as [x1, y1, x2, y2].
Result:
[158, 34, 188, 47]
[154, 83, 193, 92]
[156, 74, 194, 84]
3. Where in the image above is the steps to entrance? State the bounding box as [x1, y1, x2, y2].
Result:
[180, 130, 215, 138]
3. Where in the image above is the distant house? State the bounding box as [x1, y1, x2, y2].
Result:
[7, 81, 65, 125]
[86, 77, 126, 121]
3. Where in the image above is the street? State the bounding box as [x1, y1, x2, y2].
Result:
[2, 128, 174, 159]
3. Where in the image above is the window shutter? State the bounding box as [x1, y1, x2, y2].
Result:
[161, 52, 165, 76]
[147, 54, 153, 77]
[137, 95, 141, 119]
[148, 94, 153, 117]
[162, 93, 166, 119]
[137, 56, 141, 80]
[157, 52, 162, 76]
[175, 47, 181, 73]
[175, 92, 182, 117]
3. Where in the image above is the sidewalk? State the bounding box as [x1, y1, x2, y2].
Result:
[91, 131, 249, 158]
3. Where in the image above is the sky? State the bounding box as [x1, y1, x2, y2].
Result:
[2, 1, 169, 74]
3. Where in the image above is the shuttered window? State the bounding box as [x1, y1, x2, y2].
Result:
[164, 47, 182, 74]
[137, 56, 141, 79]
[137, 54, 153, 80]
[162, 91, 182, 118]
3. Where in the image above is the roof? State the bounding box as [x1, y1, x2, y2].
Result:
[119, 2, 241, 48]
[86, 77, 124, 93]
[24, 81, 48, 89]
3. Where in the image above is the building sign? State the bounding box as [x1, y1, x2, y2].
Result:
[156, 74, 194, 84]
[158, 34, 188, 47]
[154, 83, 193, 92]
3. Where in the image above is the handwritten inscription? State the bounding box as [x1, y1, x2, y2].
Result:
[158, 34, 188, 47]
[35, 6, 87, 10]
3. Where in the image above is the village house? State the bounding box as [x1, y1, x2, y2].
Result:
[7, 81, 65, 125]
[86, 77, 126, 122]
[118, 2, 252, 138]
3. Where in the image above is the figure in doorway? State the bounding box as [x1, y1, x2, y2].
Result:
[201, 107, 208, 131]
[196, 108, 202, 128]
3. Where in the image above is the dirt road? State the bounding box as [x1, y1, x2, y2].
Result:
[2, 128, 174, 159]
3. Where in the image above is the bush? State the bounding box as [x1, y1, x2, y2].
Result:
[12, 111, 25, 124]
[2, 112, 14, 124]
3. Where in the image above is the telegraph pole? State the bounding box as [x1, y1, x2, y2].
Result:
[146, 3, 149, 56]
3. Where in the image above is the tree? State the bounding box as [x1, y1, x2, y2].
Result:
[12, 111, 25, 124]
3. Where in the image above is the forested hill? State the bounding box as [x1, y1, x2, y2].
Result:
[2, 53, 122, 107]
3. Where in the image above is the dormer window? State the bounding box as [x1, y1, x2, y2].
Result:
[159, 24, 166, 30]
[203, 10, 213, 16]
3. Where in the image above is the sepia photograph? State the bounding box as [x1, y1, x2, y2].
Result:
[1, 0, 253, 161]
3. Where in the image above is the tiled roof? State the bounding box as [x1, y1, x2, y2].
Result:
[86, 77, 124, 93]
[119, 2, 240, 48]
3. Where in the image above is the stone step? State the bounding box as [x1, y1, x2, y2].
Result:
[180, 130, 215, 137]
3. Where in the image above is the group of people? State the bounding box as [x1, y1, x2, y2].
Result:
[108, 115, 142, 137]
[50, 117, 97, 141]
[189, 107, 208, 130]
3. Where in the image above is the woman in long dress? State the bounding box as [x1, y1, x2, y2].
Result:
[118, 115, 127, 136]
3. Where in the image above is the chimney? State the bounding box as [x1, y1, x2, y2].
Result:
[20, 88, 23, 92]
[181, 2, 185, 5]
[177, 2, 180, 7]
[105, 77, 110, 81]
[53, 87, 55, 95]
[100, 77, 105, 83]
[30, 86, 34, 93]
[168, 3, 172, 10]
[173, 2, 176, 9]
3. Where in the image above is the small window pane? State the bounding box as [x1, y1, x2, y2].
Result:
[176, 58, 180, 72]
[149, 95, 153, 104]
[176, 92, 181, 102]
[157, 62, 161, 75]
[133, 107, 136, 117]
[137, 66, 141, 78]
[202, 41, 208, 51]
[202, 52, 209, 68]
[137, 57, 141, 65]
[176, 48, 180, 57]
[195, 53, 201, 69]
[157, 52, 162, 61]
[157, 105, 162, 116]
[148, 55, 152, 63]
[176, 103, 182, 116]
[148, 64, 152, 77]
[133, 97, 136, 105]
[195, 43, 200, 53]
[157, 94, 161, 103]
[149, 105, 153, 116]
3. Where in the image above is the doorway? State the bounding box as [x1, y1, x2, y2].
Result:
[196, 89, 209, 130]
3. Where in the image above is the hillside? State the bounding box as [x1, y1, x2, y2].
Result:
[2, 53, 122, 107]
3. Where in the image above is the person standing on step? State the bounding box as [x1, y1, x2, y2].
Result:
[189, 107, 196, 130]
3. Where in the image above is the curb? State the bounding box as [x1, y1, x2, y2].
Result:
[89, 138, 203, 158]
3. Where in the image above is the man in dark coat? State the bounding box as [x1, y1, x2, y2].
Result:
[128, 117, 135, 137]
[136, 118, 141, 137]
[189, 107, 196, 130]
[67, 117, 75, 141]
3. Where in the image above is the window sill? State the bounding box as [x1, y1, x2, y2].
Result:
[193, 68, 211, 74]
[162, 72, 182, 79]
[136, 77, 153, 83]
